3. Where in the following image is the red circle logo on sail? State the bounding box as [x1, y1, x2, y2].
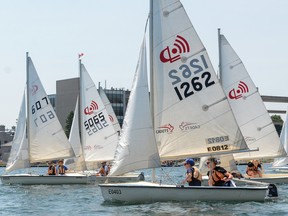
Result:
[31, 85, 39, 95]
[108, 115, 114, 123]
[160, 35, 190, 63]
[84, 100, 98, 115]
[228, 81, 249, 100]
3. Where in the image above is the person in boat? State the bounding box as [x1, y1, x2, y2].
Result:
[182, 158, 202, 186]
[56, 159, 68, 175]
[206, 158, 233, 186]
[47, 161, 56, 175]
[246, 160, 263, 177]
[96, 161, 110, 176]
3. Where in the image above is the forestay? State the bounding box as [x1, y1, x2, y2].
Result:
[99, 87, 121, 134]
[6, 93, 29, 173]
[273, 109, 288, 167]
[64, 99, 87, 171]
[151, 0, 248, 160]
[27, 57, 75, 162]
[109, 38, 161, 176]
[219, 34, 286, 160]
[80, 64, 118, 162]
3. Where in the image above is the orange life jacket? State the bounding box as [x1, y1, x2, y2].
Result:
[210, 169, 225, 185]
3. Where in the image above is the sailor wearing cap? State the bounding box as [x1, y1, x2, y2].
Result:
[182, 158, 202, 186]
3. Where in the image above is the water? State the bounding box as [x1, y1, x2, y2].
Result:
[1, 164, 288, 216]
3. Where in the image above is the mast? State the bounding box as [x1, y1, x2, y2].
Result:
[149, 0, 154, 124]
[26, 52, 31, 163]
[218, 28, 222, 84]
[149, 0, 157, 183]
[78, 56, 87, 170]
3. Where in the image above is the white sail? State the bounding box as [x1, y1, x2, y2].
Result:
[64, 98, 87, 171]
[219, 34, 286, 160]
[99, 87, 121, 134]
[6, 92, 29, 173]
[151, 0, 248, 160]
[27, 57, 75, 162]
[273, 110, 288, 167]
[80, 64, 118, 162]
[110, 38, 161, 176]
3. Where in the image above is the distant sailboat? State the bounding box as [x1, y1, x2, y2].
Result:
[272, 109, 288, 169]
[65, 59, 143, 183]
[218, 30, 288, 183]
[0, 53, 92, 185]
[99, 0, 274, 202]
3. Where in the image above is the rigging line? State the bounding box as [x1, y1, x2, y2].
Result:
[160, 167, 178, 185]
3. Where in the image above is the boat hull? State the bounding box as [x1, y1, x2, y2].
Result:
[0, 173, 143, 185]
[244, 173, 288, 184]
[99, 182, 268, 202]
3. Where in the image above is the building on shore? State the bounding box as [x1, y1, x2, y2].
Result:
[0, 125, 14, 161]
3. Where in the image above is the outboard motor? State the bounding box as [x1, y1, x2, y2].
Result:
[268, 184, 278, 197]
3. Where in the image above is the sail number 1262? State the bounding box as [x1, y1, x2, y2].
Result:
[168, 54, 216, 101]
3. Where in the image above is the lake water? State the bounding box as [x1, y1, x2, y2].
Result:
[1, 164, 288, 216]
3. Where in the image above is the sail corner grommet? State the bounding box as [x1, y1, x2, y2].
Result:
[202, 105, 209, 111]
[181, 56, 187, 63]
[163, 11, 169, 17]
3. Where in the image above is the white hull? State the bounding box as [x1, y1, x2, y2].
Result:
[271, 166, 288, 172]
[243, 173, 288, 184]
[100, 182, 269, 202]
[201, 174, 288, 186]
[0, 173, 143, 185]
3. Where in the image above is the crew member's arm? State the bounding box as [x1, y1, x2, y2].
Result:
[182, 171, 192, 184]
[222, 172, 233, 182]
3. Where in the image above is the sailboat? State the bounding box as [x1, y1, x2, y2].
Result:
[272, 109, 288, 171]
[0, 53, 92, 185]
[64, 60, 144, 183]
[99, 0, 275, 202]
[218, 30, 288, 184]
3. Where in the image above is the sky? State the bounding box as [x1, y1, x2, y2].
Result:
[1, 0, 288, 128]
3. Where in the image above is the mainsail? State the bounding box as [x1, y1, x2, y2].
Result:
[99, 87, 121, 134]
[27, 56, 75, 162]
[80, 64, 118, 162]
[109, 38, 161, 176]
[273, 109, 288, 167]
[219, 33, 286, 160]
[6, 92, 29, 173]
[151, 0, 248, 160]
